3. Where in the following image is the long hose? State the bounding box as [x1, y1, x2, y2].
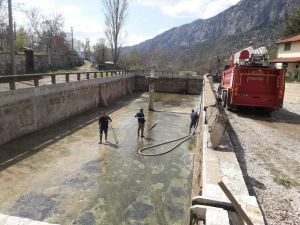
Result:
[138, 124, 200, 156]
[138, 90, 204, 156]
[138, 134, 193, 156]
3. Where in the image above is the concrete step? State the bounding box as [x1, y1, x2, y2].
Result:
[0, 214, 59, 225]
[190, 205, 230, 225]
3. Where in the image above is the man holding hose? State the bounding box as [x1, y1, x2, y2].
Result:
[190, 109, 199, 134]
[98, 111, 112, 144]
[135, 108, 146, 138]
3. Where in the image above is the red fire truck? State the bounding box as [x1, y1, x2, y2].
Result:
[218, 46, 286, 110]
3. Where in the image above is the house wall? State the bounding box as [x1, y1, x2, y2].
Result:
[277, 41, 300, 58]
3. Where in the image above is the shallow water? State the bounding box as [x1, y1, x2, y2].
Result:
[0, 93, 200, 225]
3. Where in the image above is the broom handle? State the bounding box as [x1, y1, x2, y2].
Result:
[109, 122, 118, 143]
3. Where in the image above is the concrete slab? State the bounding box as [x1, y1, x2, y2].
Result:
[0, 214, 59, 225]
[201, 76, 265, 225]
[206, 207, 230, 225]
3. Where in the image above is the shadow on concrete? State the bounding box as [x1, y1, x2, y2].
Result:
[0, 92, 143, 172]
[214, 145, 234, 153]
[233, 107, 300, 125]
[104, 141, 119, 149]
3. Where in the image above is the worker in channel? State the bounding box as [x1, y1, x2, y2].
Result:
[98, 111, 112, 144]
[135, 108, 146, 138]
[190, 109, 199, 134]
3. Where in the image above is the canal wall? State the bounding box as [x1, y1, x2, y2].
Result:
[0, 75, 135, 145]
[0, 72, 203, 145]
[135, 73, 203, 94]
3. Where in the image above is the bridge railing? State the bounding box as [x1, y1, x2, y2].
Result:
[0, 69, 200, 92]
[0, 70, 129, 91]
[127, 69, 175, 76]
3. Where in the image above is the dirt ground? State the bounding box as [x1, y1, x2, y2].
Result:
[223, 83, 300, 225]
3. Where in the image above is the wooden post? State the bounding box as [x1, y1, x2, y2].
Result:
[66, 73, 69, 82]
[51, 75, 56, 84]
[94, 72, 97, 79]
[9, 79, 15, 90]
[218, 181, 254, 225]
[34, 77, 39, 87]
[77, 73, 81, 81]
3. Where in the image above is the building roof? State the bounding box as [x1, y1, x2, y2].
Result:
[270, 57, 300, 63]
[275, 34, 300, 44]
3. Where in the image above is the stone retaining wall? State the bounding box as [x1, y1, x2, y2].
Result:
[0, 53, 82, 75]
[0, 75, 135, 145]
[0, 73, 203, 145]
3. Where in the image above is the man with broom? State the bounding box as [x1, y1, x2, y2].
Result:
[98, 111, 112, 144]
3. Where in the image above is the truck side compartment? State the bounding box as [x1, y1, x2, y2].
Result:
[219, 46, 286, 110]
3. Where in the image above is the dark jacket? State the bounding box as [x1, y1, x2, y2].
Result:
[135, 112, 145, 124]
[99, 115, 112, 129]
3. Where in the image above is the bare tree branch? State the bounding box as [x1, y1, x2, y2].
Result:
[103, 0, 128, 66]
[24, 7, 64, 70]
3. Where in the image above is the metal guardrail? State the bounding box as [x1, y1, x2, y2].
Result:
[0, 70, 129, 91]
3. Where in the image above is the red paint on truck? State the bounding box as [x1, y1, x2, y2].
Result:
[220, 66, 285, 110]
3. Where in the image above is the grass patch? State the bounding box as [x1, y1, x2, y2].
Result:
[269, 167, 293, 189]
[285, 77, 300, 82]
[255, 152, 294, 189]
[273, 177, 293, 188]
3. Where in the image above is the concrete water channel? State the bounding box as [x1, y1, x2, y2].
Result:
[0, 92, 201, 225]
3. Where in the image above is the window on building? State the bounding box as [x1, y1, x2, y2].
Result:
[284, 42, 291, 51]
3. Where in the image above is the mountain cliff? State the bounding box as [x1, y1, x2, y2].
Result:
[124, 0, 299, 72]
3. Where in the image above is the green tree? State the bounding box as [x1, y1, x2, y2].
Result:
[127, 49, 142, 70]
[15, 27, 28, 51]
[93, 38, 107, 65]
[283, 6, 300, 37]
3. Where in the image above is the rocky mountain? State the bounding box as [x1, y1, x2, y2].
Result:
[124, 0, 299, 72]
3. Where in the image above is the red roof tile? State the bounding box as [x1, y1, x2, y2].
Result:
[276, 34, 300, 44]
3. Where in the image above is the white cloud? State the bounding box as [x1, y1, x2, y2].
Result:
[14, 0, 105, 43]
[133, 0, 240, 19]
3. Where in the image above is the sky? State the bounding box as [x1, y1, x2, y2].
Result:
[12, 0, 240, 46]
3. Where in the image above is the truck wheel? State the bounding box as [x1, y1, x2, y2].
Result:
[222, 91, 227, 108]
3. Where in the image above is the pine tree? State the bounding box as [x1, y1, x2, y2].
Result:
[283, 6, 300, 37]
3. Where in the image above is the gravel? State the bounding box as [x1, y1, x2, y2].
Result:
[225, 83, 300, 225]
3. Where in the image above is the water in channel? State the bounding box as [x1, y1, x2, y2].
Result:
[0, 93, 200, 225]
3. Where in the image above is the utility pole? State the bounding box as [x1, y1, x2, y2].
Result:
[8, 0, 16, 74]
[71, 27, 74, 67]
